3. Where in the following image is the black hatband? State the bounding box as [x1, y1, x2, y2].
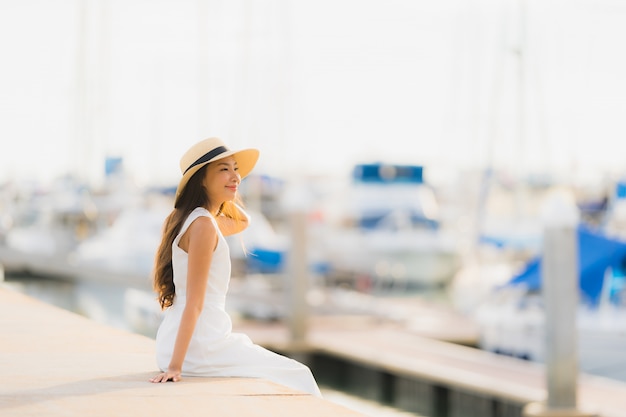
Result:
[183, 146, 228, 174]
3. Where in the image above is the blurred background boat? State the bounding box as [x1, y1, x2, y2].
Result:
[0, 175, 102, 277]
[309, 163, 460, 292]
[0, 158, 151, 284]
[467, 181, 626, 383]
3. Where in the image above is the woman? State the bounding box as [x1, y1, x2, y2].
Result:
[150, 137, 321, 397]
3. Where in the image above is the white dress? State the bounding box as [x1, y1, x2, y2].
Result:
[155, 207, 321, 397]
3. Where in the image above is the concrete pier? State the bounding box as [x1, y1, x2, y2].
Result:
[238, 316, 626, 417]
[0, 287, 364, 417]
[3, 284, 626, 417]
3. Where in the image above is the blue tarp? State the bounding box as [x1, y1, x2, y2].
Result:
[247, 248, 284, 274]
[352, 163, 424, 184]
[507, 225, 626, 306]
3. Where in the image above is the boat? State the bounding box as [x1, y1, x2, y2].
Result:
[0, 176, 103, 277]
[314, 163, 460, 290]
[447, 172, 547, 314]
[0, 159, 147, 279]
[472, 223, 626, 382]
[601, 179, 626, 240]
[71, 195, 172, 289]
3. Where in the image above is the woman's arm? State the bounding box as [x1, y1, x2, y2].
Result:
[150, 216, 216, 383]
[215, 201, 250, 236]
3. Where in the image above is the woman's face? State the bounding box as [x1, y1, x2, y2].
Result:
[203, 156, 241, 207]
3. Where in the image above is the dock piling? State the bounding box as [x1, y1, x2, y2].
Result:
[287, 209, 309, 346]
[283, 181, 312, 350]
[523, 189, 596, 417]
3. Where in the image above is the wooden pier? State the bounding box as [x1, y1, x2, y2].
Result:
[236, 314, 626, 417]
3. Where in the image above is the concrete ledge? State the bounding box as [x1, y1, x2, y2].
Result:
[0, 287, 365, 417]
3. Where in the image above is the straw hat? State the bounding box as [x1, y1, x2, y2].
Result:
[175, 137, 259, 202]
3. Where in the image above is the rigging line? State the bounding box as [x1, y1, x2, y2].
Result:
[438, 1, 468, 166]
[473, 0, 511, 250]
[196, 0, 211, 138]
[229, 0, 254, 145]
[526, 1, 551, 177]
[576, 2, 599, 177]
[485, 0, 510, 172]
[516, 0, 527, 180]
[511, 0, 529, 223]
[277, 0, 293, 166]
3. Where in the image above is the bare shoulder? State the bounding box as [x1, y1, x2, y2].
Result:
[188, 215, 217, 238]
[180, 215, 217, 252]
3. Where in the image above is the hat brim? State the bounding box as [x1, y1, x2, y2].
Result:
[175, 148, 259, 202]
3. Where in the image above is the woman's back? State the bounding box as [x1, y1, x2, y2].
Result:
[172, 207, 231, 299]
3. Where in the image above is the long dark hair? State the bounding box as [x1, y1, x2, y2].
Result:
[153, 165, 211, 309]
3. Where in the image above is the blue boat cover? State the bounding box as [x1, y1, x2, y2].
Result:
[352, 163, 424, 184]
[507, 225, 626, 306]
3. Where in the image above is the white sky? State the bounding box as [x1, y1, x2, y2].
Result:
[1, 0, 626, 188]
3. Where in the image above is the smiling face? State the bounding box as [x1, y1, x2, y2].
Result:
[203, 156, 241, 212]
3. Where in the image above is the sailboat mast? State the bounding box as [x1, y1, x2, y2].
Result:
[514, 0, 529, 221]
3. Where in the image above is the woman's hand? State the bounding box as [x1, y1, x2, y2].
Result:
[150, 368, 182, 383]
